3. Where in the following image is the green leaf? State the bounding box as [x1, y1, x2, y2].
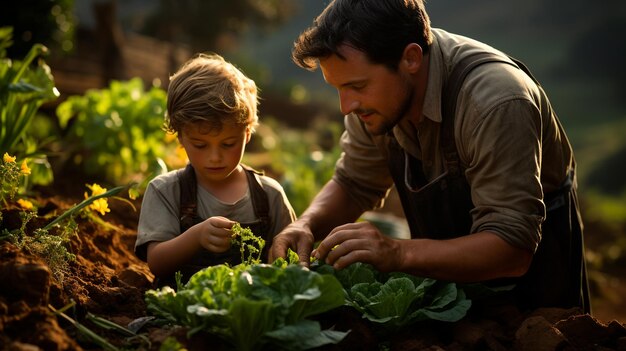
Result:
[316, 262, 472, 328]
[427, 282, 459, 310]
[265, 319, 348, 350]
[0, 27, 13, 57]
[8, 81, 43, 93]
[43, 184, 130, 230]
[334, 262, 378, 287]
[228, 298, 276, 351]
[417, 289, 472, 323]
[0, 39, 58, 156]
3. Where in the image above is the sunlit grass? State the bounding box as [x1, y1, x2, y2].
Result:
[584, 190, 626, 225]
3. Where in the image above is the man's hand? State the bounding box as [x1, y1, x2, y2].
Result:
[269, 221, 315, 266]
[312, 221, 402, 272]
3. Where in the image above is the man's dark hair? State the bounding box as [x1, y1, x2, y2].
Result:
[292, 0, 432, 71]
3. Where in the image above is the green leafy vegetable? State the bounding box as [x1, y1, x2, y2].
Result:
[315, 262, 472, 329]
[230, 222, 265, 265]
[55, 78, 171, 185]
[146, 261, 348, 351]
[272, 248, 301, 268]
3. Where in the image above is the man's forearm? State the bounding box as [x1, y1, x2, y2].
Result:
[298, 179, 364, 241]
[399, 231, 533, 282]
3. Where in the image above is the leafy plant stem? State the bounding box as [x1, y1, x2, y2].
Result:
[11, 44, 47, 84]
[86, 313, 152, 347]
[49, 303, 119, 351]
[43, 184, 130, 231]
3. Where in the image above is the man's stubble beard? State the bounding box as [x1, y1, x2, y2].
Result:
[371, 80, 415, 136]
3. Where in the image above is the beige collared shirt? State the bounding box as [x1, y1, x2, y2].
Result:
[333, 28, 576, 252]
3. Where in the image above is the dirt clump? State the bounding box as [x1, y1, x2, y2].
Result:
[0, 195, 153, 350]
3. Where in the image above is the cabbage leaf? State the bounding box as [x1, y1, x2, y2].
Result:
[146, 262, 348, 351]
[315, 262, 472, 329]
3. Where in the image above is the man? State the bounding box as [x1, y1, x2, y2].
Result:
[269, 0, 589, 312]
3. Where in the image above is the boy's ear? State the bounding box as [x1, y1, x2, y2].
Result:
[245, 126, 252, 143]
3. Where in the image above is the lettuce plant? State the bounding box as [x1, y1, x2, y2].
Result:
[145, 261, 348, 351]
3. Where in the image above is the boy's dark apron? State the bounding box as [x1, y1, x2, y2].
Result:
[380, 52, 590, 313]
[155, 164, 271, 288]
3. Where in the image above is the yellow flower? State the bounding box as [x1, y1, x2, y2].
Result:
[3, 153, 16, 163]
[17, 199, 34, 210]
[84, 183, 111, 216]
[86, 183, 107, 196]
[90, 198, 111, 216]
[20, 160, 31, 175]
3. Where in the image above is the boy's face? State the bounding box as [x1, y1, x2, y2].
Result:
[178, 121, 251, 187]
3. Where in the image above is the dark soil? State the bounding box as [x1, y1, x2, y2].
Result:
[1, 184, 625, 351]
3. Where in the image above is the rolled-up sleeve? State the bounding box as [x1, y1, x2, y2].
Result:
[333, 114, 395, 212]
[462, 100, 545, 252]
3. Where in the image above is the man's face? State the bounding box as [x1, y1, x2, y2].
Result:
[319, 45, 415, 136]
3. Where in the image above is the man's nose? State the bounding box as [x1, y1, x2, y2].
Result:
[339, 91, 360, 116]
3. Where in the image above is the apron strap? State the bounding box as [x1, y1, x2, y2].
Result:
[241, 164, 271, 232]
[156, 164, 273, 288]
[441, 53, 590, 313]
[441, 53, 520, 176]
[178, 163, 200, 233]
[177, 163, 271, 234]
[241, 164, 272, 257]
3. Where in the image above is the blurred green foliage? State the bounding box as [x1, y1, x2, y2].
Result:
[585, 191, 626, 226]
[56, 78, 173, 185]
[0, 27, 59, 189]
[257, 119, 343, 216]
[570, 118, 626, 225]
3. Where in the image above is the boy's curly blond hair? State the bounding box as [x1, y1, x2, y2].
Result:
[165, 53, 259, 134]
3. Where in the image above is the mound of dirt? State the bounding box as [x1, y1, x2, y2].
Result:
[1, 194, 625, 351]
[0, 194, 153, 350]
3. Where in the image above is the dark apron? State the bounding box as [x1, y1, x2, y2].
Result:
[382, 52, 590, 313]
[155, 163, 271, 288]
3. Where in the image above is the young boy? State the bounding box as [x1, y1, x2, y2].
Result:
[134, 53, 296, 287]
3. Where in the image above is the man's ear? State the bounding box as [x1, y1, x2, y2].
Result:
[401, 43, 423, 73]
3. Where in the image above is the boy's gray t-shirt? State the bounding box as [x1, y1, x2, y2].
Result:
[134, 168, 297, 260]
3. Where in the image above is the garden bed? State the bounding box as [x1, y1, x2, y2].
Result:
[1, 189, 625, 351]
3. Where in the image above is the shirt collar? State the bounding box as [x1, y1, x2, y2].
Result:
[390, 29, 443, 153]
[422, 30, 444, 124]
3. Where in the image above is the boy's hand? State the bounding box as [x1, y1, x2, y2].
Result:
[198, 216, 235, 253]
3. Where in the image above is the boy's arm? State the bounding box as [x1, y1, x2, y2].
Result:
[147, 217, 234, 277]
[146, 230, 201, 277]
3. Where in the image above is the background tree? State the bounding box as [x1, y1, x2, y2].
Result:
[0, 0, 75, 58]
[141, 0, 295, 54]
